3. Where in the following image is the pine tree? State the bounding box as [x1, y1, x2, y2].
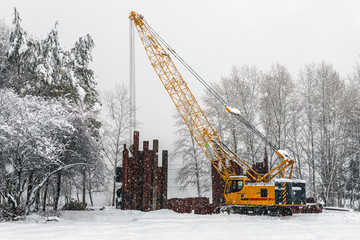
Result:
[6, 8, 32, 94]
[0, 20, 10, 87]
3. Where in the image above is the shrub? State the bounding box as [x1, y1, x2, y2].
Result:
[62, 200, 87, 211]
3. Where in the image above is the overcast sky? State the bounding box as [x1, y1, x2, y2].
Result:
[1, 0, 360, 154]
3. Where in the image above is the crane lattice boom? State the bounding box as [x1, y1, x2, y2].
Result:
[129, 11, 294, 183]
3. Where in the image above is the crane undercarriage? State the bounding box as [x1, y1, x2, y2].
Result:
[217, 205, 293, 216]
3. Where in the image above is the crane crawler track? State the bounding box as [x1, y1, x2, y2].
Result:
[216, 205, 293, 216]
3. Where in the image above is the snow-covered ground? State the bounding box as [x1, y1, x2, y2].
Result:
[1, 207, 359, 240]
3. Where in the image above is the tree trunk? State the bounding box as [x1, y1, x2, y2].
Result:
[112, 175, 116, 206]
[34, 190, 40, 211]
[26, 171, 34, 208]
[88, 189, 93, 207]
[88, 169, 93, 206]
[82, 167, 86, 204]
[42, 179, 49, 212]
[54, 172, 61, 211]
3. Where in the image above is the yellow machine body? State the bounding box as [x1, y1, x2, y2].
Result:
[225, 177, 275, 206]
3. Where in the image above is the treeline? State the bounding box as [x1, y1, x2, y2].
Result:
[0, 10, 106, 219]
[203, 63, 360, 209]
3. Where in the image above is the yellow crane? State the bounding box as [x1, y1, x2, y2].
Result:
[129, 11, 306, 216]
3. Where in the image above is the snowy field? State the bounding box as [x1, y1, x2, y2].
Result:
[1, 207, 359, 240]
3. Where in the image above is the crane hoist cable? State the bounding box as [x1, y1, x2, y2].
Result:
[131, 11, 295, 184]
[142, 17, 280, 153]
[142, 18, 227, 107]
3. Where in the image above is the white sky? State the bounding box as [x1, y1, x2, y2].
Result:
[1, 0, 360, 155]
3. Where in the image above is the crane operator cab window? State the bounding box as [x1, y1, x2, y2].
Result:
[225, 180, 244, 194]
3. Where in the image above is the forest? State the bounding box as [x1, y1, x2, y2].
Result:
[0, 9, 359, 220]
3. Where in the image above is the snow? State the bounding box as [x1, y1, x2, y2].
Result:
[324, 206, 354, 212]
[292, 179, 307, 184]
[247, 182, 274, 186]
[277, 150, 291, 159]
[275, 178, 294, 183]
[0, 207, 359, 240]
[4, 163, 13, 173]
[225, 106, 241, 115]
[78, 86, 86, 101]
[229, 175, 248, 179]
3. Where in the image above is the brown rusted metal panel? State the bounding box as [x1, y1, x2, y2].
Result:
[121, 144, 128, 210]
[168, 197, 211, 214]
[121, 132, 168, 212]
[156, 167, 163, 210]
[136, 150, 144, 210]
[153, 139, 159, 153]
[152, 140, 158, 210]
[142, 141, 152, 211]
[231, 161, 243, 176]
[200, 197, 209, 214]
[162, 150, 168, 209]
[211, 164, 225, 206]
[127, 156, 134, 210]
[149, 150, 155, 209]
[131, 131, 139, 210]
[184, 198, 192, 213]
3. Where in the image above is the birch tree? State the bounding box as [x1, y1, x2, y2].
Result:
[102, 84, 133, 206]
[260, 64, 299, 171]
[314, 63, 346, 206]
[298, 64, 319, 196]
[203, 65, 263, 165]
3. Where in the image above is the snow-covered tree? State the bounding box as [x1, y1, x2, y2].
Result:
[0, 20, 10, 86]
[0, 89, 88, 217]
[0, 9, 103, 212]
[4, 8, 32, 95]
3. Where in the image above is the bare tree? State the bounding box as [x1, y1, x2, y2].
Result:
[173, 112, 211, 197]
[260, 64, 298, 170]
[298, 64, 318, 195]
[203, 65, 263, 165]
[102, 84, 133, 206]
[345, 64, 360, 209]
[298, 62, 347, 206]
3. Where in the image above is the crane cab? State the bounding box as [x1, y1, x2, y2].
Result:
[224, 176, 276, 206]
